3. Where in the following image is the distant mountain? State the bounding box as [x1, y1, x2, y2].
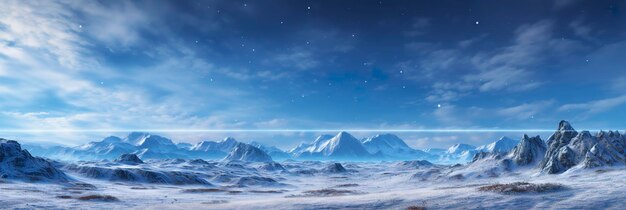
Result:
[447, 143, 476, 154]
[191, 137, 238, 153]
[223, 143, 273, 162]
[288, 142, 311, 154]
[361, 134, 433, 160]
[438, 144, 478, 164]
[176, 142, 193, 150]
[249, 141, 292, 160]
[295, 132, 373, 160]
[476, 136, 519, 153]
[123, 132, 152, 145]
[24, 133, 228, 161]
[423, 148, 446, 156]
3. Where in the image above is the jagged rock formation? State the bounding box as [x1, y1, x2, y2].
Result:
[0, 139, 69, 182]
[114, 154, 144, 165]
[540, 120, 579, 173]
[510, 134, 546, 165]
[540, 121, 626, 174]
[223, 143, 273, 162]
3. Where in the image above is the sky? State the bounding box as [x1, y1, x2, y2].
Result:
[1, 0, 625, 150]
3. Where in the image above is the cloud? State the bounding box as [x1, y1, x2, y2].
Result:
[405, 18, 430, 36]
[414, 20, 584, 103]
[553, 0, 580, 10]
[0, 1, 282, 145]
[264, 49, 319, 71]
[558, 95, 626, 115]
[497, 100, 555, 120]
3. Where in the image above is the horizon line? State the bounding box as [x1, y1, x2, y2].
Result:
[0, 129, 623, 133]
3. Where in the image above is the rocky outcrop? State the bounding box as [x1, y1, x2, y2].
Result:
[323, 163, 347, 173]
[64, 164, 211, 185]
[258, 162, 286, 171]
[510, 135, 546, 165]
[114, 154, 144, 165]
[0, 139, 69, 182]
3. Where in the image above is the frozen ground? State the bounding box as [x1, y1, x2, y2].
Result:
[1, 160, 625, 209]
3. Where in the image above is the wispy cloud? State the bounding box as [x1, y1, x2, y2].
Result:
[497, 100, 555, 120]
[558, 95, 626, 116]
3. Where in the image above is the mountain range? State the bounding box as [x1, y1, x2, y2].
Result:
[23, 131, 522, 163]
[10, 120, 626, 174]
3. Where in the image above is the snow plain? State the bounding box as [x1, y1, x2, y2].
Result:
[1, 159, 625, 209]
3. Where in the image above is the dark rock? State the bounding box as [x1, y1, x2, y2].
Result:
[114, 154, 144, 164]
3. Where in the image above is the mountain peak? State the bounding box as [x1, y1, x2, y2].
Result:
[336, 131, 352, 138]
[223, 143, 272, 162]
[511, 134, 546, 165]
[558, 120, 575, 131]
[447, 143, 476, 154]
[221, 137, 237, 143]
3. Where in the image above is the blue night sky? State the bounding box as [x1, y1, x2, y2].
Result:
[1, 0, 625, 149]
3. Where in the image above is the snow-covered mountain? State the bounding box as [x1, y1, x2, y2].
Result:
[176, 142, 193, 150]
[123, 132, 152, 145]
[447, 143, 476, 154]
[423, 148, 446, 156]
[191, 137, 238, 153]
[223, 143, 273, 162]
[72, 136, 136, 160]
[295, 132, 373, 160]
[476, 136, 519, 153]
[437, 143, 478, 164]
[0, 139, 69, 182]
[249, 141, 291, 160]
[361, 134, 433, 160]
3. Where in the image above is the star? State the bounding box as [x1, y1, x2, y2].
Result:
[437, 104, 441, 108]
[307, 6, 311, 10]
[475, 21, 479, 25]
